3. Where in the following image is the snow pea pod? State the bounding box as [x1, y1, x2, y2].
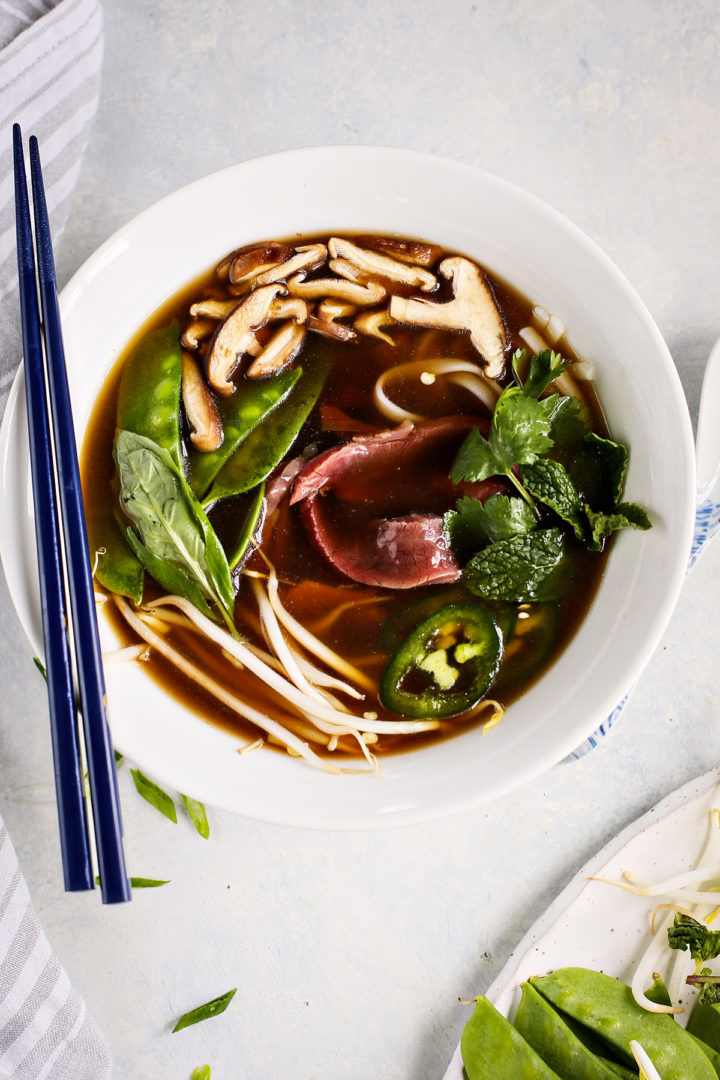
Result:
[224, 482, 265, 571]
[530, 968, 717, 1080]
[514, 982, 633, 1080]
[201, 355, 329, 507]
[690, 1003, 720, 1056]
[189, 368, 300, 500]
[91, 521, 144, 604]
[461, 996, 561, 1079]
[93, 322, 184, 601]
[116, 321, 183, 467]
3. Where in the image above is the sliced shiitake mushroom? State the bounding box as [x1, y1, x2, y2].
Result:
[287, 272, 386, 306]
[206, 283, 285, 395]
[354, 309, 396, 346]
[328, 236, 437, 291]
[181, 352, 223, 452]
[181, 318, 217, 350]
[353, 235, 440, 266]
[246, 321, 306, 378]
[306, 314, 358, 343]
[251, 243, 328, 288]
[228, 243, 294, 286]
[189, 298, 238, 320]
[389, 256, 507, 378]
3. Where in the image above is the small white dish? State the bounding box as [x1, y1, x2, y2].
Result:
[442, 766, 720, 1077]
[0, 147, 696, 827]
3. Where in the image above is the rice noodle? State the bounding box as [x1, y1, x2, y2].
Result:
[518, 326, 549, 356]
[448, 372, 501, 413]
[114, 596, 341, 773]
[373, 358, 500, 425]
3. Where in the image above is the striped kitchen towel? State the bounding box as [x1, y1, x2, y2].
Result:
[0, 3, 109, 1076]
[0, 816, 111, 1079]
[0, 0, 103, 419]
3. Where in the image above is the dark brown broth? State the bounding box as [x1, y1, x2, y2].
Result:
[81, 234, 609, 758]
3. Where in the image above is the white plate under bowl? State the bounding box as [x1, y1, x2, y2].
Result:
[0, 146, 696, 828]
[442, 766, 720, 1078]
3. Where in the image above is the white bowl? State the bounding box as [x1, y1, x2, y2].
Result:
[0, 146, 695, 828]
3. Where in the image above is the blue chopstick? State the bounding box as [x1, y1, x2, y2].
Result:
[13, 124, 131, 904]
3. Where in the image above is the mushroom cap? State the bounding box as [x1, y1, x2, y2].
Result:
[205, 283, 285, 395]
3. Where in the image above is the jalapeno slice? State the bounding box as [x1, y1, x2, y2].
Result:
[379, 602, 503, 719]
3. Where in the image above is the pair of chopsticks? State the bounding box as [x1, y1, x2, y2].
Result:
[12, 124, 130, 904]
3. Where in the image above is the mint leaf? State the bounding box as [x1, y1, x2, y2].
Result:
[172, 988, 237, 1033]
[572, 432, 629, 509]
[130, 768, 177, 823]
[548, 395, 590, 457]
[445, 494, 535, 556]
[586, 501, 651, 550]
[463, 528, 568, 602]
[522, 459, 586, 539]
[181, 794, 210, 839]
[512, 348, 573, 399]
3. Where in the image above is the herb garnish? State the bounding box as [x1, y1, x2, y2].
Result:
[130, 768, 178, 823]
[181, 794, 210, 839]
[172, 989, 237, 1033]
[114, 430, 236, 633]
[445, 348, 651, 602]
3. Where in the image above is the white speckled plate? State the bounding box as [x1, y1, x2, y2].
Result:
[442, 766, 720, 1078]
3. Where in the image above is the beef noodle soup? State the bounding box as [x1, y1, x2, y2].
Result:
[81, 233, 650, 774]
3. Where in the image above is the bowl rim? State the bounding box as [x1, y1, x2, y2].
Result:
[0, 145, 697, 828]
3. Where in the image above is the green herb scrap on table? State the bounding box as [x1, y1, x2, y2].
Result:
[79, 235, 651, 771]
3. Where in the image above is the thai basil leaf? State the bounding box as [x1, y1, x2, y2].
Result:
[181, 794, 210, 839]
[586, 501, 652, 550]
[189, 368, 301, 500]
[522, 458, 586, 539]
[202, 354, 329, 507]
[463, 527, 569, 603]
[172, 988, 237, 1033]
[123, 526, 215, 619]
[445, 494, 535, 558]
[115, 430, 235, 620]
[130, 768, 177, 823]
